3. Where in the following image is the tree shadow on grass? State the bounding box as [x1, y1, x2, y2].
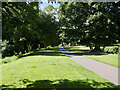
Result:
[65, 49, 89, 52]
[2, 79, 119, 88]
[63, 52, 108, 56]
[64, 50, 108, 56]
[18, 48, 66, 59]
[45, 47, 60, 51]
[74, 52, 108, 56]
[19, 47, 107, 59]
[18, 52, 66, 59]
[64, 47, 109, 56]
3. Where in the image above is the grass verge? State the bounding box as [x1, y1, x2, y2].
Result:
[64, 46, 119, 68]
[0, 47, 118, 88]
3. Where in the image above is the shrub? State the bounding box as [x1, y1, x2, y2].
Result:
[58, 44, 63, 47]
[104, 46, 119, 54]
[2, 44, 15, 58]
[1, 55, 18, 64]
[1, 40, 15, 58]
[46, 45, 52, 49]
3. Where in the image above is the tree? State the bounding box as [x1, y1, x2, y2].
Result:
[2, 2, 59, 58]
[81, 2, 120, 51]
[58, 2, 89, 46]
[2, 2, 40, 55]
[58, 2, 120, 51]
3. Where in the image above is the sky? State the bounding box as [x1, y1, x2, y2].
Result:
[39, 1, 60, 10]
[38, 1, 60, 21]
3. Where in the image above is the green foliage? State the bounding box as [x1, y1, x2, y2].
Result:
[58, 2, 120, 51]
[64, 46, 118, 68]
[1, 40, 14, 58]
[104, 46, 119, 54]
[1, 47, 117, 88]
[1, 55, 18, 64]
[58, 44, 63, 47]
[2, 2, 60, 58]
[46, 45, 52, 49]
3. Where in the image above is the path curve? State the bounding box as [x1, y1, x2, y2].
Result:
[59, 47, 120, 86]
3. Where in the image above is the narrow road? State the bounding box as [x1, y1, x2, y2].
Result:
[59, 47, 120, 86]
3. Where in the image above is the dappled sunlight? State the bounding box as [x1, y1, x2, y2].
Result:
[2, 48, 118, 88]
[2, 1, 120, 89]
[2, 79, 118, 88]
[84, 54, 118, 68]
[22, 52, 66, 57]
[19, 48, 66, 58]
[64, 46, 118, 68]
[64, 46, 108, 55]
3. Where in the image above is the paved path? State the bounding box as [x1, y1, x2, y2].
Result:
[59, 47, 120, 86]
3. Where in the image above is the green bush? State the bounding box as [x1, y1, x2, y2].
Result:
[104, 46, 119, 54]
[2, 44, 15, 58]
[58, 44, 63, 47]
[1, 56, 18, 64]
[46, 45, 52, 49]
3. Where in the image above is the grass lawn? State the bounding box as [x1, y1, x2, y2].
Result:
[0, 47, 118, 88]
[64, 46, 119, 68]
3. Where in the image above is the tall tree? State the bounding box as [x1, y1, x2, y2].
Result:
[58, 2, 120, 51]
[2, 2, 59, 58]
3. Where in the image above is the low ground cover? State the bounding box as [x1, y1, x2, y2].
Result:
[0, 47, 118, 88]
[64, 46, 119, 68]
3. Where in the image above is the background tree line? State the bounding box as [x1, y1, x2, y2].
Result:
[1, 2, 120, 58]
[2, 2, 59, 58]
[58, 2, 120, 51]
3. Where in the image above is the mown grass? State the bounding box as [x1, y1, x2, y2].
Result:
[64, 46, 119, 68]
[0, 47, 118, 88]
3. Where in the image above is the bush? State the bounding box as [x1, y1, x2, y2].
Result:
[1, 55, 18, 64]
[1, 40, 15, 58]
[46, 45, 52, 49]
[104, 46, 119, 54]
[2, 44, 15, 58]
[58, 44, 63, 47]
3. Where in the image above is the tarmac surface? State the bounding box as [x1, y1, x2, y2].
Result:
[59, 47, 120, 86]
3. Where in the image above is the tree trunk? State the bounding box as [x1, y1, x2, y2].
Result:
[22, 41, 27, 54]
[40, 43, 45, 48]
[93, 44, 101, 51]
[89, 45, 93, 50]
[103, 45, 105, 51]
